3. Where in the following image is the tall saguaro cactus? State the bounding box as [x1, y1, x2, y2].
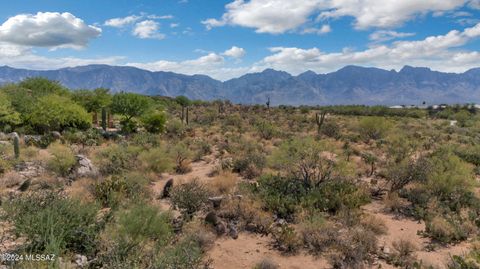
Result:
[315, 111, 327, 135]
[13, 134, 20, 159]
[101, 107, 107, 131]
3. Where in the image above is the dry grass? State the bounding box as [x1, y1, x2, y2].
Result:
[66, 177, 95, 203]
[208, 171, 239, 195]
[361, 214, 388, 235]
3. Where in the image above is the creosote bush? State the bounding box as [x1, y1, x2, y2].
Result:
[170, 179, 210, 218]
[46, 142, 76, 176]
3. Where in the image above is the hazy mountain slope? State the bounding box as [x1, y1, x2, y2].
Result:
[1, 64, 479, 105]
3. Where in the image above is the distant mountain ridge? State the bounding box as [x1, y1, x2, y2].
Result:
[1, 64, 480, 105]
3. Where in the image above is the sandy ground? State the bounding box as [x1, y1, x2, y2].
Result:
[364, 201, 470, 268]
[207, 233, 329, 269]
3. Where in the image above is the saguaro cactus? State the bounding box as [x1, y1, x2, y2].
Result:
[186, 107, 189, 125]
[13, 134, 20, 159]
[101, 107, 107, 131]
[266, 96, 271, 110]
[315, 111, 327, 134]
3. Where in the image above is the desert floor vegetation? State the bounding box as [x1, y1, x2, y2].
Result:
[1, 78, 480, 268]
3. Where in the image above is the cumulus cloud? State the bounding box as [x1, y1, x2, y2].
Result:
[203, 0, 478, 33]
[223, 46, 246, 58]
[369, 30, 415, 42]
[132, 20, 165, 39]
[302, 24, 331, 35]
[253, 22, 480, 74]
[105, 15, 140, 27]
[0, 12, 101, 49]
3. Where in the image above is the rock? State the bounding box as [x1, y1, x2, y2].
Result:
[0, 132, 7, 141]
[73, 155, 98, 179]
[74, 254, 88, 267]
[51, 131, 62, 140]
[245, 222, 257, 232]
[228, 222, 239, 239]
[9, 132, 19, 140]
[383, 246, 391, 255]
[17, 179, 31, 192]
[14, 161, 45, 179]
[24, 135, 43, 146]
[161, 178, 174, 199]
[208, 196, 224, 208]
[205, 211, 219, 226]
[215, 221, 227, 235]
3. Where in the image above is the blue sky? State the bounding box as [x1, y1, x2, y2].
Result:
[0, 0, 480, 80]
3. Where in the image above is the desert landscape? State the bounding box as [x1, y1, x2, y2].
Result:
[1, 78, 480, 268]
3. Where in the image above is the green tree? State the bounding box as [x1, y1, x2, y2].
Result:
[28, 95, 91, 133]
[141, 111, 167, 133]
[111, 92, 151, 132]
[19, 77, 69, 97]
[72, 88, 112, 124]
[0, 91, 21, 128]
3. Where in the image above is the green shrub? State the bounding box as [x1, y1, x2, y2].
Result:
[256, 175, 306, 220]
[141, 111, 167, 133]
[168, 142, 193, 174]
[358, 116, 391, 141]
[170, 179, 210, 219]
[321, 121, 341, 139]
[139, 147, 173, 173]
[96, 144, 140, 175]
[93, 174, 149, 208]
[3, 192, 100, 256]
[47, 142, 76, 176]
[302, 179, 370, 214]
[155, 235, 206, 269]
[28, 95, 91, 133]
[256, 121, 277, 140]
[271, 224, 302, 253]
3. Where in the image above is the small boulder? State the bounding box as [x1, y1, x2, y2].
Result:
[74, 254, 88, 268]
[208, 196, 224, 208]
[205, 211, 219, 226]
[73, 155, 98, 179]
[51, 131, 62, 140]
[161, 178, 174, 198]
[228, 222, 238, 239]
[215, 221, 227, 235]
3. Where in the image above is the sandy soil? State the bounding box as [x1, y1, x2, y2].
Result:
[364, 200, 470, 268]
[207, 233, 329, 269]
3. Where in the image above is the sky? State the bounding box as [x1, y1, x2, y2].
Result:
[0, 0, 480, 81]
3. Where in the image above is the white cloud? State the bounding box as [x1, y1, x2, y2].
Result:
[147, 14, 174, 20]
[170, 23, 179, 28]
[104, 15, 140, 27]
[302, 24, 331, 35]
[0, 12, 101, 49]
[369, 30, 415, 42]
[132, 20, 165, 39]
[223, 46, 246, 58]
[252, 22, 480, 74]
[203, 0, 477, 33]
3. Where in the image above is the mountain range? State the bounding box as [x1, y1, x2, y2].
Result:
[1, 64, 480, 106]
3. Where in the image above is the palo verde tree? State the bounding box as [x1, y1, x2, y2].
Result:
[175, 95, 191, 124]
[72, 88, 112, 125]
[0, 91, 21, 130]
[111, 92, 151, 133]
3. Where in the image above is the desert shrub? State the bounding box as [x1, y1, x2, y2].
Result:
[93, 174, 149, 208]
[386, 132, 418, 163]
[46, 142, 76, 176]
[141, 111, 167, 133]
[329, 227, 378, 268]
[193, 139, 212, 161]
[269, 137, 336, 188]
[302, 179, 370, 214]
[169, 142, 193, 174]
[139, 146, 173, 173]
[170, 179, 210, 218]
[385, 157, 430, 192]
[128, 132, 161, 148]
[388, 239, 418, 267]
[321, 121, 341, 139]
[256, 121, 278, 140]
[299, 214, 338, 255]
[95, 144, 140, 175]
[3, 191, 100, 256]
[425, 215, 470, 244]
[96, 203, 172, 268]
[28, 95, 91, 133]
[256, 175, 306, 220]
[360, 215, 388, 235]
[427, 149, 475, 205]
[165, 118, 186, 138]
[64, 128, 104, 147]
[254, 258, 279, 269]
[271, 223, 302, 253]
[209, 171, 238, 195]
[155, 235, 207, 269]
[233, 148, 266, 179]
[358, 116, 391, 141]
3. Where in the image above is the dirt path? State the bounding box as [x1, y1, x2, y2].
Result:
[364, 201, 470, 268]
[207, 233, 329, 269]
